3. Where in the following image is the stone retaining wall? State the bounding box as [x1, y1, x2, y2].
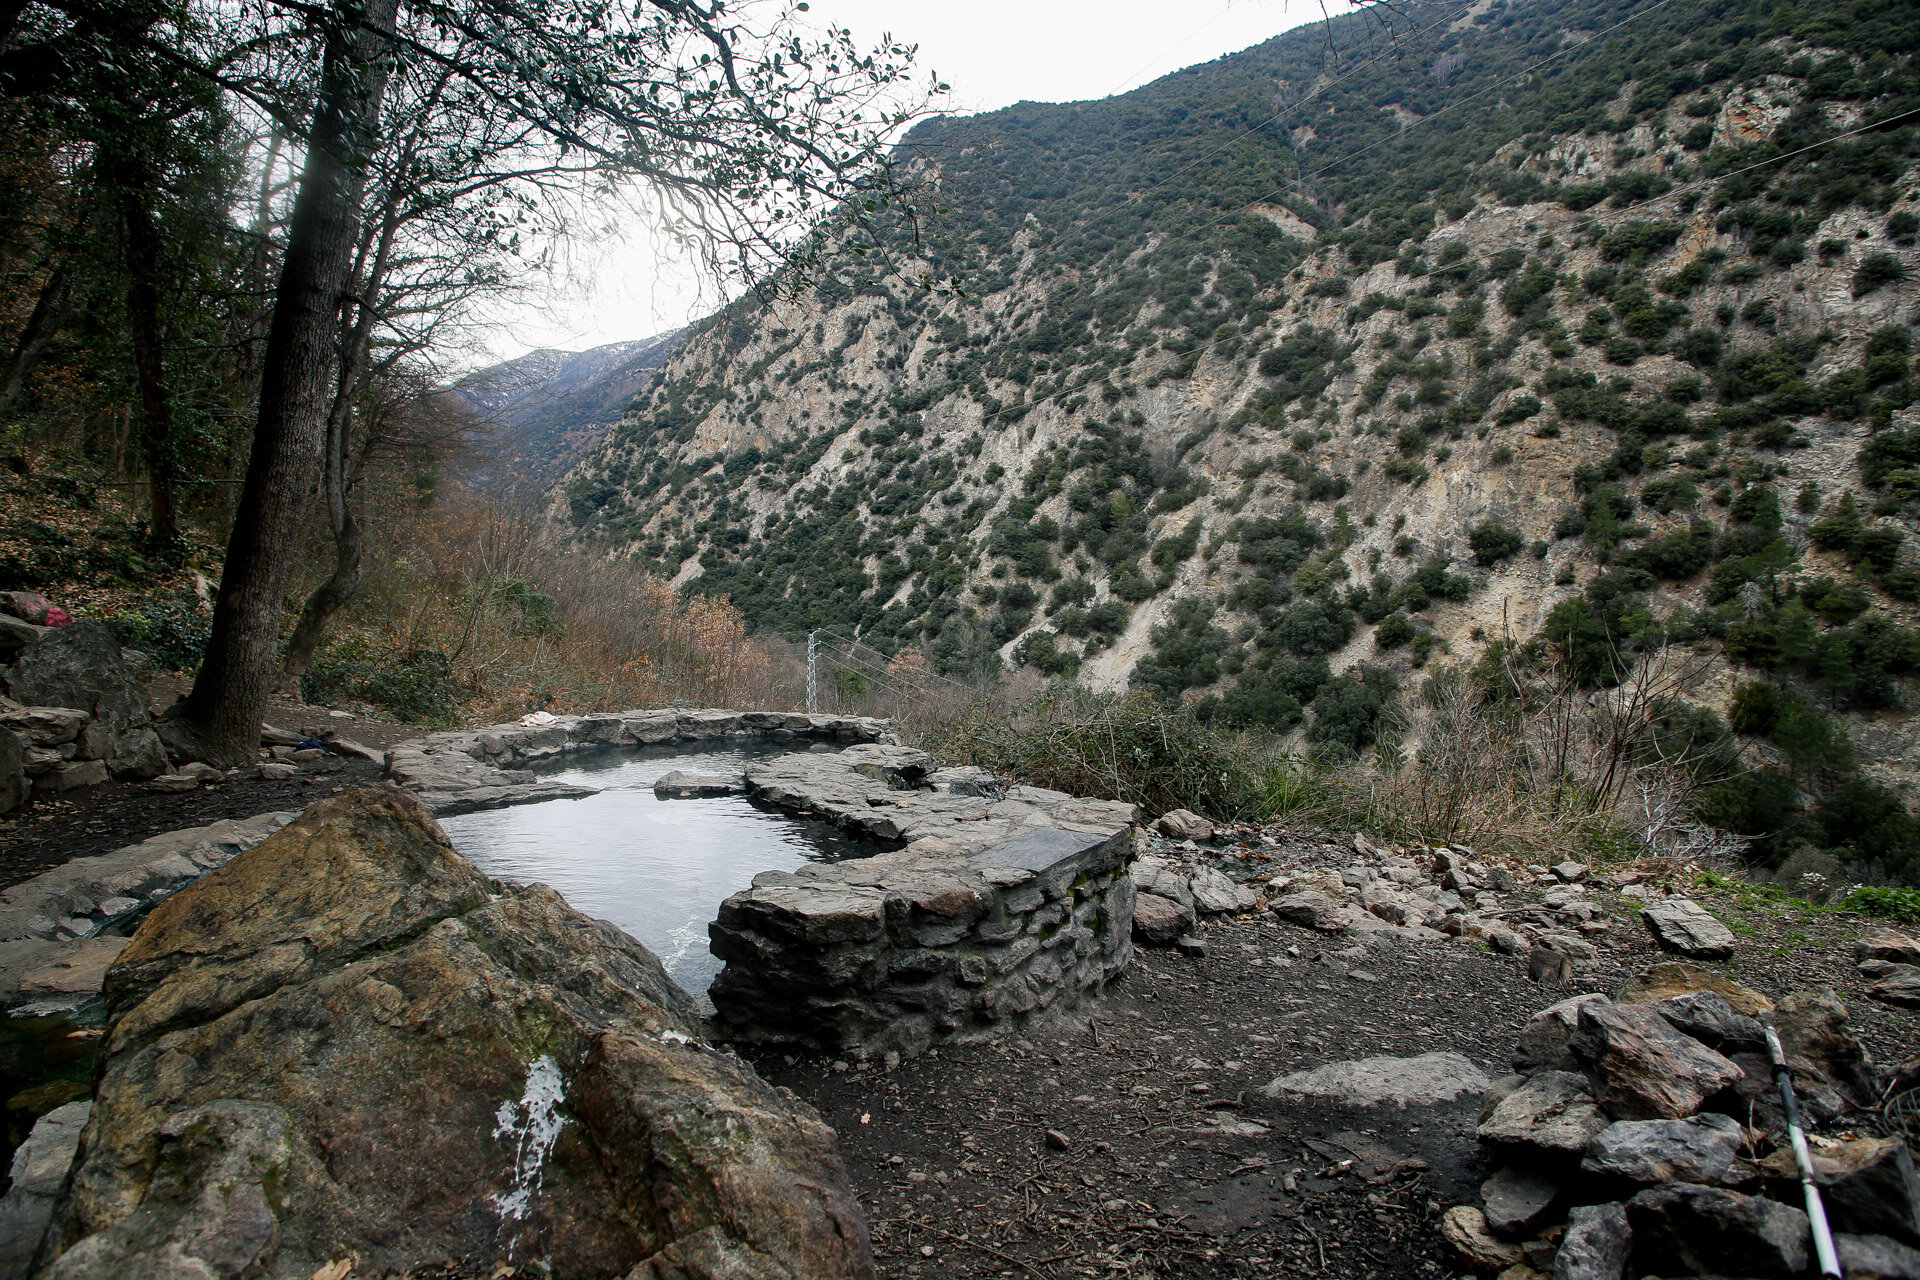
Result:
[709, 745, 1139, 1062]
[385, 708, 894, 814]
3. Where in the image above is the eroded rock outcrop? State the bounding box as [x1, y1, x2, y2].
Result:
[43, 786, 874, 1280]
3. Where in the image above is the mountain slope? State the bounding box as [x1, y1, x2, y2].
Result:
[449, 330, 684, 485]
[555, 0, 1920, 877]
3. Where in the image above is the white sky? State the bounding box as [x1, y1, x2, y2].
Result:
[479, 0, 1322, 362]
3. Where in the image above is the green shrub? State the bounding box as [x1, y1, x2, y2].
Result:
[1374, 612, 1416, 649]
[102, 595, 212, 672]
[302, 638, 456, 723]
[1840, 885, 1920, 923]
[1468, 519, 1525, 566]
[1853, 252, 1906, 296]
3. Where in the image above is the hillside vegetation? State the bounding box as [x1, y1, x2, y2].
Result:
[558, 0, 1920, 881]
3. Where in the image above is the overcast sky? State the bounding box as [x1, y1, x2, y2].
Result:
[477, 0, 1321, 364]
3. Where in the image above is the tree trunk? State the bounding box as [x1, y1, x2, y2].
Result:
[0, 256, 72, 416]
[281, 497, 363, 680]
[163, 0, 398, 767]
[106, 143, 180, 549]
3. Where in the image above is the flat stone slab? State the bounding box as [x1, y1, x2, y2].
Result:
[388, 707, 894, 815]
[1640, 897, 1738, 958]
[1262, 1051, 1492, 1108]
[0, 810, 292, 1013]
[652, 770, 744, 797]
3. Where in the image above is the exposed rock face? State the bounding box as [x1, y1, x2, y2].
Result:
[46, 786, 874, 1280]
[1568, 1001, 1743, 1120]
[2, 621, 164, 782]
[1639, 897, 1738, 959]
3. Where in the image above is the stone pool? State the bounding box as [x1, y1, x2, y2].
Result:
[437, 742, 879, 991]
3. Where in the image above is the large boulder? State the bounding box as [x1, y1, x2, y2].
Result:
[1581, 1114, 1745, 1186]
[1568, 1001, 1744, 1120]
[1476, 1070, 1610, 1159]
[2, 622, 164, 780]
[43, 786, 874, 1280]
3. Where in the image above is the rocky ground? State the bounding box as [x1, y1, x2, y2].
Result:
[751, 825, 1920, 1280]
[0, 673, 413, 886]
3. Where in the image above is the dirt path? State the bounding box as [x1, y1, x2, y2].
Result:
[756, 876, 1918, 1280]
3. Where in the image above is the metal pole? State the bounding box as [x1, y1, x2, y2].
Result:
[1763, 1015, 1843, 1279]
[806, 629, 818, 714]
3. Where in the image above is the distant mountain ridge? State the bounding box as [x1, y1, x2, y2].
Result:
[448, 330, 685, 485]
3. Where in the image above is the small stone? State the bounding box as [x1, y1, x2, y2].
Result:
[1482, 1165, 1559, 1235]
[1155, 809, 1214, 841]
[1857, 930, 1920, 966]
[259, 762, 297, 780]
[1555, 1202, 1631, 1280]
[1132, 892, 1195, 946]
[146, 773, 200, 792]
[1864, 963, 1920, 1010]
[1044, 1129, 1070, 1151]
[1514, 994, 1611, 1073]
[290, 748, 327, 762]
[1477, 1071, 1610, 1157]
[1836, 1233, 1920, 1280]
[1551, 862, 1588, 883]
[1649, 990, 1767, 1052]
[1569, 1001, 1744, 1120]
[1639, 898, 1738, 959]
[1189, 866, 1256, 915]
[1582, 1114, 1745, 1186]
[1626, 1183, 1808, 1278]
[1443, 1205, 1524, 1271]
[1269, 891, 1349, 932]
[1175, 935, 1209, 958]
[652, 769, 743, 797]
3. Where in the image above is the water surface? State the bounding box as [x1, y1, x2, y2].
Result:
[439, 743, 875, 992]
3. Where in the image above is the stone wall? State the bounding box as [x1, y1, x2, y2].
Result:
[386, 708, 894, 814]
[708, 745, 1139, 1062]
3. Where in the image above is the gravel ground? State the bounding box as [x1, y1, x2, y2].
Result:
[748, 831, 1920, 1280]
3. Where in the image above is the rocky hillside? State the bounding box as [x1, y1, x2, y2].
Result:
[555, 0, 1920, 878]
[449, 329, 683, 486]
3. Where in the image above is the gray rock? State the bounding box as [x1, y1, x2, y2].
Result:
[1266, 1051, 1492, 1109]
[1269, 890, 1350, 932]
[925, 766, 1002, 799]
[1189, 866, 1256, 915]
[1156, 808, 1214, 841]
[1551, 861, 1589, 883]
[1857, 930, 1920, 966]
[4, 621, 145, 737]
[1476, 1070, 1610, 1157]
[258, 761, 297, 780]
[1555, 1201, 1630, 1280]
[1481, 1164, 1559, 1235]
[1174, 935, 1209, 958]
[1569, 1000, 1744, 1119]
[0, 703, 88, 745]
[1514, 994, 1613, 1072]
[0, 1099, 90, 1280]
[1132, 891, 1195, 945]
[1759, 1136, 1920, 1245]
[1582, 1113, 1745, 1185]
[0, 612, 48, 654]
[1837, 1233, 1920, 1280]
[1640, 897, 1738, 958]
[1626, 1183, 1808, 1277]
[1441, 1205, 1523, 1272]
[1776, 987, 1880, 1108]
[1130, 857, 1193, 907]
[0, 727, 24, 815]
[1651, 990, 1767, 1051]
[107, 727, 166, 780]
[1863, 962, 1920, 1010]
[652, 769, 744, 797]
[33, 759, 106, 792]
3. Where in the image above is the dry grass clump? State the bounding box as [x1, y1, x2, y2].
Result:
[311, 489, 799, 723]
